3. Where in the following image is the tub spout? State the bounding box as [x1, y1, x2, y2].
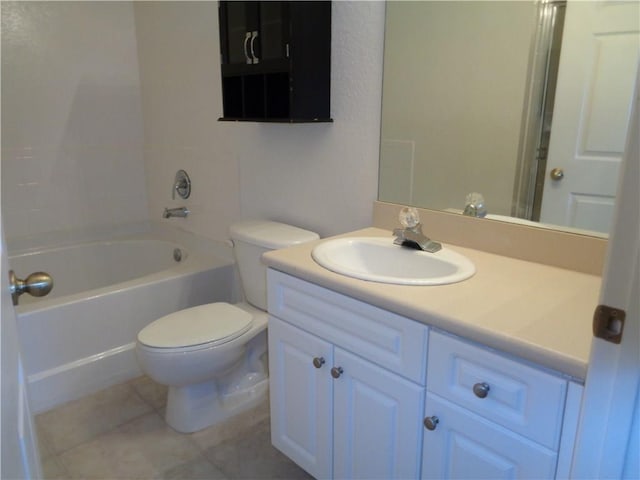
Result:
[163, 207, 190, 219]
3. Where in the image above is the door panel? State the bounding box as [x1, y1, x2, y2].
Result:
[268, 317, 333, 480]
[422, 393, 557, 480]
[1, 220, 41, 479]
[333, 349, 424, 480]
[571, 70, 640, 479]
[221, 2, 252, 65]
[258, 1, 287, 62]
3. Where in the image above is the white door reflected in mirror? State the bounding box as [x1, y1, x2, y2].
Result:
[539, 1, 639, 234]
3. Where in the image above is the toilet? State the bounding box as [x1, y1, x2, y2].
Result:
[135, 220, 319, 433]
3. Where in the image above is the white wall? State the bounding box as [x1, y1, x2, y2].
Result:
[1, 2, 148, 240]
[134, 1, 384, 241]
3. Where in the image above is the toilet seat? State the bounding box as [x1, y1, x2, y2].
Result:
[137, 302, 253, 351]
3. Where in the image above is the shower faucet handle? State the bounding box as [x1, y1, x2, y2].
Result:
[172, 170, 191, 200]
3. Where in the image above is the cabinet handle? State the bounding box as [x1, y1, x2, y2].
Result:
[330, 366, 343, 379]
[244, 31, 252, 64]
[250, 30, 260, 64]
[473, 382, 491, 399]
[312, 357, 325, 369]
[424, 416, 439, 431]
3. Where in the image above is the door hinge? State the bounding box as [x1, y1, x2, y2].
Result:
[593, 304, 626, 344]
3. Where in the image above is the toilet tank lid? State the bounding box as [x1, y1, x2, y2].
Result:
[230, 220, 319, 249]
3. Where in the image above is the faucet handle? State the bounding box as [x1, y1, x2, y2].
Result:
[463, 192, 487, 218]
[172, 170, 191, 200]
[399, 207, 420, 229]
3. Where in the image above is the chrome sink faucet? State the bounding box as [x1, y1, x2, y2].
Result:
[163, 207, 190, 219]
[392, 207, 442, 253]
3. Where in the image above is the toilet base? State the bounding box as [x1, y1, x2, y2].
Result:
[165, 372, 269, 433]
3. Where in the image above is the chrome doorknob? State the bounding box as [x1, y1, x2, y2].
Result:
[424, 416, 439, 431]
[330, 366, 343, 379]
[312, 357, 325, 369]
[9, 270, 53, 306]
[550, 168, 564, 181]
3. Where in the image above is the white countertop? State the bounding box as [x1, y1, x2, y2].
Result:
[262, 227, 602, 380]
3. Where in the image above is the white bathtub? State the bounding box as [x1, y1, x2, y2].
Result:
[9, 223, 239, 413]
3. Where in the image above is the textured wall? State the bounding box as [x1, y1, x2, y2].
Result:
[1, 2, 148, 239]
[134, 1, 385, 240]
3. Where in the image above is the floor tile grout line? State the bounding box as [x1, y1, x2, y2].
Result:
[44, 409, 158, 459]
[36, 378, 308, 480]
[35, 380, 157, 458]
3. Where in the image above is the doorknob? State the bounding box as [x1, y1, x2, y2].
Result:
[9, 270, 53, 306]
[550, 168, 564, 181]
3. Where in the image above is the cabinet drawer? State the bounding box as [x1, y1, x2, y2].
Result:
[267, 269, 429, 384]
[427, 331, 566, 450]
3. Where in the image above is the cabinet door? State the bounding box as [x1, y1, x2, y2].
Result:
[333, 348, 425, 480]
[255, 1, 288, 62]
[421, 393, 557, 480]
[268, 316, 333, 480]
[219, 1, 288, 68]
[219, 1, 256, 66]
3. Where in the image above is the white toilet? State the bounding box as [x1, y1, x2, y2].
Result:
[135, 220, 319, 433]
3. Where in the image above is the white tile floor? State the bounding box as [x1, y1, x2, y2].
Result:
[35, 376, 313, 480]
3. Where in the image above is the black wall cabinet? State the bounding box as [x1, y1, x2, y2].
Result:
[218, 1, 332, 123]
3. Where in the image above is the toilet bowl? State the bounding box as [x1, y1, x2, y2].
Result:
[136, 301, 268, 433]
[135, 220, 319, 433]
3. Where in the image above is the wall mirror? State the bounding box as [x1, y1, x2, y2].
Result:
[379, 0, 639, 237]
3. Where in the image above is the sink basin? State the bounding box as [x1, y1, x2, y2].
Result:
[311, 237, 475, 286]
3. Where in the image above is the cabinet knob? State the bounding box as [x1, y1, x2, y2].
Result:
[312, 357, 325, 369]
[473, 382, 491, 399]
[424, 416, 439, 431]
[330, 367, 343, 379]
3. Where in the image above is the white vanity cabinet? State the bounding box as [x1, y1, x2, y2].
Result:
[267, 269, 582, 480]
[267, 269, 428, 479]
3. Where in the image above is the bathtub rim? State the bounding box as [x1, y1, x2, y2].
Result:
[10, 221, 237, 314]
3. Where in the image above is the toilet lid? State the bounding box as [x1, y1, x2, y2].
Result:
[137, 303, 253, 349]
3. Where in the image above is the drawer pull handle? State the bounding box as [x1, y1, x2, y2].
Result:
[331, 367, 343, 379]
[312, 357, 325, 369]
[243, 31, 252, 65]
[473, 382, 491, 398]
[424, 416, 439, 431]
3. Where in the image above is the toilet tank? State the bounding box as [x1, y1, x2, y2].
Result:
[229, 220, 319, 310]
